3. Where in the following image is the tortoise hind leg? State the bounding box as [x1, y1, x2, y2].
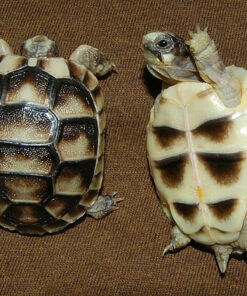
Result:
[86, 193, 123, 219]
[163, 225, 191, 256]
[212, 244, 232, 273]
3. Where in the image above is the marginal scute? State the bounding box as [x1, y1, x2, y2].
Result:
[0, 55, 27, 75]
[83, 70, 98, 91]
[92, 87, 104, 112]
[0, 216, 15, 231]
[98, 110, 106, 133]
[97, 134, 105, 157]
[94, 155, 104, 175]
[68, 60, 87, 81]
[45, 195, 80, 218]
[80, 190, 98, 207]
[62, 204, 86, 223]
[16, 224, 46, 235]
[0, 197, 9, 214]
[43, 219, 68, 233]
[90, 172, 103, 190]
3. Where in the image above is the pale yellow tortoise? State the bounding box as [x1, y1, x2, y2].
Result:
[142, 27, 247, 273]
[0, 35, 120, 235]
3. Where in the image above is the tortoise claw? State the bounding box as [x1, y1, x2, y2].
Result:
[87, 193, 123, 219]
[162, 243, 173, 256]
[162, 226, 191, 256]
[212, 245, 232, 273]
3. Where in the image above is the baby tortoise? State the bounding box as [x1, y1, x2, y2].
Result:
[143, 27, 247, 273]
[0, 35, 120, 235]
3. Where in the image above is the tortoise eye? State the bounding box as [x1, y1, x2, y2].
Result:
[158, 39, 168, 48]
[156, 36, 174, 51]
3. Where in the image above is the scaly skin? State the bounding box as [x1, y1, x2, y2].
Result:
[142, 31, 200, 83]
[186, 27, 241, 107]
[187, 27, 214, 56]
[70, 45, 116, 77]
[0, 38, 13, 55]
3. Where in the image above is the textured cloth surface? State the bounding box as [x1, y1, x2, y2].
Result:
[0, 1, 247, 295]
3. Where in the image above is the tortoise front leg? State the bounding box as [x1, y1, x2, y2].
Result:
[69, 45, 115, 77]
[186, 27, 241, 107]
[0, 38, 13, 55]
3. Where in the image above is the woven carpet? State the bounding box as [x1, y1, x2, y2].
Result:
[0, 1, 247, 295]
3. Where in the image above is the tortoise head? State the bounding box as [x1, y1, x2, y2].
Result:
[142, 31, 200, 83]
[21, 35, 58, 58]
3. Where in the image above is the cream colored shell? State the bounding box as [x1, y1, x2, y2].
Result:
[147, 71, 247, 246]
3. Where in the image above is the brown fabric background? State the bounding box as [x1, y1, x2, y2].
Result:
[0, 1, 247, 295]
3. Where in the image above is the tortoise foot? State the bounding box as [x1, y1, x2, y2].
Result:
[163, 226, 191, 256]
[87, 193, 122, 219]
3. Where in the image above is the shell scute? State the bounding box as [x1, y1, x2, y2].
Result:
[45, 195, 81, 218]
[54, 159, 96, 195]
[0, 55, 27, 75]
[39, 58, 70, 79]
[0, 174, 52, 204]
[155, 154, 187, 188]
[0, 144, 58, 175]
[0, 104, 57, 143]
[57, 117, 98, 161]
[3, 203, 54, 225]
[198, 152, 244, 185]
[53, 78, 96, 118]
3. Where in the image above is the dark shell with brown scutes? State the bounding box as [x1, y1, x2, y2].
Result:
[0, 55, 105, 235]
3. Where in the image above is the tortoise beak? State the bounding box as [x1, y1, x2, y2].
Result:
[142, 42, 162, 62]
[141, 35, 154, 52]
